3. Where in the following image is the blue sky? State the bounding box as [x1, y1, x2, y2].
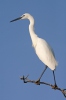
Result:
[0, 0, 66, 100]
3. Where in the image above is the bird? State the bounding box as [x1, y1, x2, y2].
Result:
[10, 13, 58, 87]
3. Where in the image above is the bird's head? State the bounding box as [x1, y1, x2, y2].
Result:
[10, 13, 32, 22]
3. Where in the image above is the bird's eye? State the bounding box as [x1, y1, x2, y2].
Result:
[22, 14, 25, 17]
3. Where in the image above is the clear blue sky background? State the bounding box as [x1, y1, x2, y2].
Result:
[0, 0, 66, 100]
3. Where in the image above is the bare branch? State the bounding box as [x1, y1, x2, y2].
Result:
[20, 75, 66, 98]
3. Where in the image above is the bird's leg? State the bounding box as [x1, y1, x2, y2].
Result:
[35, 66, 47, 85]
[39, 66, 47, 80]
[53, 71, 58, 88]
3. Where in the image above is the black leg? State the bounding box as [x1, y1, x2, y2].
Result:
[36, 66, 47, 84]
[39, 66, 47, 80]
[53, 71, 57, 87]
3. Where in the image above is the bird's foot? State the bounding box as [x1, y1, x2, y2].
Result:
[52, 84, 58, 89]
[35, 79, 40, 85]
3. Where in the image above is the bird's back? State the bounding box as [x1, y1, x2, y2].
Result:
[35, 38, 58, 70]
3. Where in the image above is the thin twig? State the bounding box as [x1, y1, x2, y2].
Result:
[20, 75, 66, 98]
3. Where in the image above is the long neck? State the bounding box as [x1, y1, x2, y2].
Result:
[28, 16, 38, 48]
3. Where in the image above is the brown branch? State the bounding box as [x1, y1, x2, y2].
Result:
[20, 75, 66, 98]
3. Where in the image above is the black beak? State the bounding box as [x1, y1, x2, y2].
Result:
[10, 16, 22, 22]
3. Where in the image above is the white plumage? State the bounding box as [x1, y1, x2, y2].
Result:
[35, 38, 58, 70]
[10, 13, 58, 87]
[27, 13, 58, 70]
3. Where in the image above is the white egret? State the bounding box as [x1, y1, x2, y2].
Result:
[10, 13, 58, 87]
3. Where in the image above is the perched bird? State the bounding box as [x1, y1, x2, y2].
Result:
[10, 13, 58, 87]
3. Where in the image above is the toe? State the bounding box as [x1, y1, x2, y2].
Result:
[52, 84, 58, 89]
[35, 79, 40, 85]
